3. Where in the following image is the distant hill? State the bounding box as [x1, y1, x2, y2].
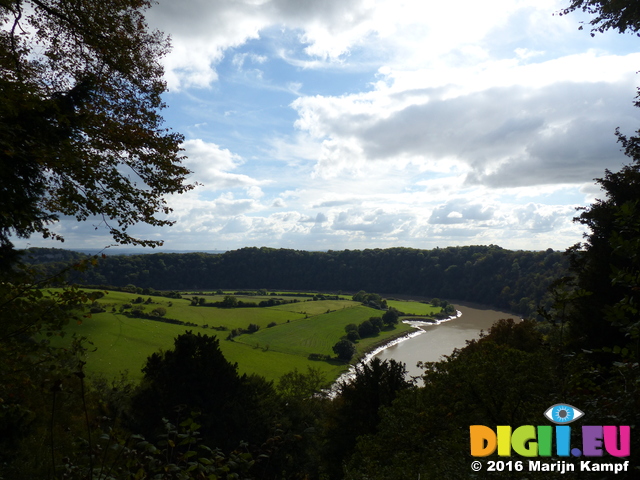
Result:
[25, 245, 568, 317]
[20, 247, 87, 264]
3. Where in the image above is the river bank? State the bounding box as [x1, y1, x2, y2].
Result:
[331, 300, 518, 390]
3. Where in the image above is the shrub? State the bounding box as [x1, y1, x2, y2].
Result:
[151, 307, 167, 317]
[358, 320, 380, 338]
[382, 307, 400, 326]
[369, 316, 384, 330]
[247, 323, 260, 333]
[346, 330, 360, 343]
[333, 339, 356, 362]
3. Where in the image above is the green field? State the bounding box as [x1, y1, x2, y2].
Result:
[50, 289, 438, 385]
[268, 299, 361, 316]
[386, 299, 441, 316]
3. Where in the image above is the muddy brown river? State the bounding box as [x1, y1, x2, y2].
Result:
[374, 300, 519, 380]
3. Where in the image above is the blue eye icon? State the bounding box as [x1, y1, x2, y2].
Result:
[544, 404, 584, 424]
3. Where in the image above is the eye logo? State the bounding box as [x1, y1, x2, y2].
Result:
[544, 404, 584, 424]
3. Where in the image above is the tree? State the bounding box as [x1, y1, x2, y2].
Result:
[0, 0, 194, 257]
[221, 295, 238, 307]
[369, 316, 384, 330]
[344, 323, 358, 334]
[332, 339, 356, 362]
[382, 307, 399, 326]
[560, 0, 640, 36]
[132, 331, 277, 451]
[357, 319, 379, 338]
[567, 141, 640, 356]
[346, 330, 360, 342]
[322, 358, 410, 479]
[557, 1, 640, 360]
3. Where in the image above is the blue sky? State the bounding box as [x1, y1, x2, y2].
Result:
[18, 0, 640, 252]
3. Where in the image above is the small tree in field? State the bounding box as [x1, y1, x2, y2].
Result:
[382, 307, 400, 326]
[333, 339, 356, 362]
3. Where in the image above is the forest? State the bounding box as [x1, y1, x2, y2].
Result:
[25, 244, 567, 318]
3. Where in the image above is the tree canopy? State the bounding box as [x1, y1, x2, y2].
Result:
[0, 0, 194, 257]
[560, 0, 640, 36]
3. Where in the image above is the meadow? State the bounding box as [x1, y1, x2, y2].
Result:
[53, 289, 437, 385]
[385, 299, 442, 316]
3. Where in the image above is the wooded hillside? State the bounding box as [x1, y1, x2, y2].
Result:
[25, 245, 567, 317]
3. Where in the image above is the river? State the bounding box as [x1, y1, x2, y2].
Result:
[374, 300, 519, 381]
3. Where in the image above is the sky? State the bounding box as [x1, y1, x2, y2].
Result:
[18, 0, 640, 253]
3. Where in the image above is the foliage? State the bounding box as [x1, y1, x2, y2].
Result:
[566, 135, 640, 357]
[60, 415, 255, 480]
[0, 258, 105, 475]
[31, 245, 568, 317]
[332, 339, 356, 362]
[0, 0, 194, 252]
[322, 358, 411, 479]
[559, 0, 640, 36]
[382, 307, 399, 326]
[131, 331, 277, 452]
[356, 319, 378, 338]
[606, 200, 640, 356]
[352, 290, 383, 307]
[277, 366, 327, 400]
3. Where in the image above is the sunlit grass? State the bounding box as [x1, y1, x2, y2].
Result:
[48, 288, 438, 384]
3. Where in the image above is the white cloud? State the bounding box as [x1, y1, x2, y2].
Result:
[181, 139, 264, 190]
[429, 199, 495, 225]
[291, 53, 640, 184]
[147, 0, 574, 90]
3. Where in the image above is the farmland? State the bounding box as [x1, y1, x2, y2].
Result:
[52, 289, 433, 384]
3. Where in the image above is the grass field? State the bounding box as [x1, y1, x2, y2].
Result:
[386, 300, 441, 316]
[268, 299, 361, 316]
[49, 288, 439, 385]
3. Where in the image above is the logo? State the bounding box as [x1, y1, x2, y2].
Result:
[543, 404, 584, 424]
[470, 404, 630, 458]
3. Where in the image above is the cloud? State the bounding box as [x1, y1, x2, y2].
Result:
[181, 139, 264, 190]
[330, 208, 415, 235]
[428, 199, 495, 225]
[219, 216, 253, 234]
[291, 53, 640, 185]
[147, 0, 566, 90]
[312, 198, 363, 208]
[147, 0, 381, 89]
[512, 203, 573, 232]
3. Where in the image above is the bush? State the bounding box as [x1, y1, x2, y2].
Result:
[308, 353, 332, 361]
[333, 339, 356, 362]
[345, 323, 358, 333]
[369, 316, 384, 330]
[247, 323, 260, 333]
[358, 320, 380, 338]
[382, 307, 400, 326]
[346, 330, 360, 342]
